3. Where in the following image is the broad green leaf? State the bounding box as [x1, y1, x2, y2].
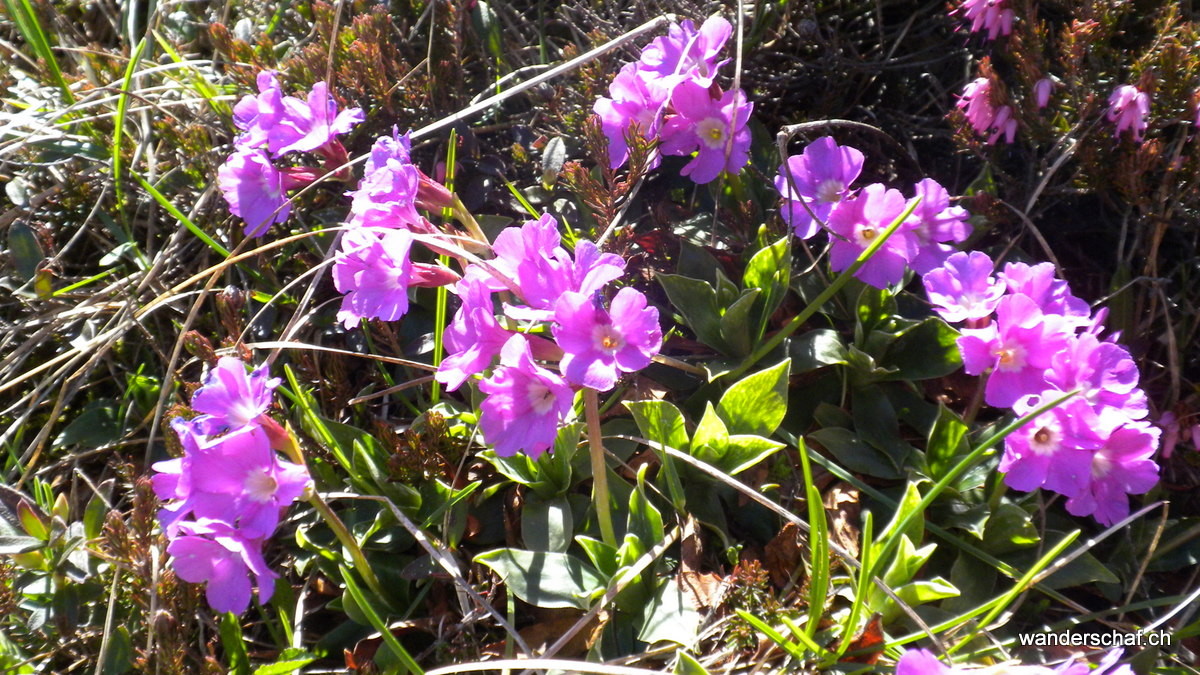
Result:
[658, 273, 728, 352]
[7, 222, 43, 281]
[574, 535, 619, 578]
[807, 427, 901, 479]
[851, 386, 912, 465]
[926, 403, 969, 478]
[475, 549, 605, 609]
[674, 651, 712, 675]
[981, 503, 1040, 554]
[719, 288, 760, 357]
[100, 625, 133, 675]
[880, 318, 962, 381]
[626, 400, 689, 453]
[253, 653, 318, 675]
[522, 494, 573, 553]
[638, 577, 700, 646]
[716, 435, 784, 475]
[717, 358, 790, 437]
[53, 401, 120, 450]
[743, 237, 792, 339]
[691, 403, 728, 453]
[219, 613, 249, 675]
[856, 284, 896, 336]
[790, 329, 848, 372]
[0, 535, 43, 555]
[541, 136, 567, 188]
[627, 468, 665, 548]
[878, 482, 925, 547]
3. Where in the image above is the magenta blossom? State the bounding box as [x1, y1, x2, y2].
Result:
[956, 293, 1072, 407]
[774, 136, 865, 240]
[957, 78, 996, 136]
[1065, 421, 1161, 526]
[188, 356, 281, 435]
[232, 71, 285, 151]
[922, 251, 1006, 323]
[1034, 78, 1054, 109]
[478, 335, 575, 458]
[436, 277, 514, 391]
[554, 288, 662, 391]
[167, 520, 277, 615]
[347, 129, 422, 230]
[659, 81, 753, 184]
[897, 648, 1132, 675]
[333, 228, 415, 328]
[269, 81, 364, 156]
[594, 62, 668, 169]
[989, 105, 1017, 145]
[998, 262, 1090, 326]
[953, 0, 1014, 40]
[1000, 395, 1103, 497]
[1106, 84, 1150, 142]
[906, 178, 972, 274]
[1045, 333, 1148, 422]
[826, 183, 917, 289]
[217, 148, 291, 236]
[638, 16, 732, 96]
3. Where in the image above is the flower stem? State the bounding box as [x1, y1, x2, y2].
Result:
[277, 422, 386, 598]
[585, 388, 618, 548]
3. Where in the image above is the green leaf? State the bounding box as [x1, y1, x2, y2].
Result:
[851, 385, 911, 465]
[878, 482, 925, 547]
[714, 435, 785, 475]
[790, 329, 848, 372]
[541, 136, 567, 188]
[719, 289, 760, 357]
[807, 427, 900, 479]
[475, 549, 606, 610]
[627, 468, 665, 548]
[7, 222, 43, 282]
[658, 273, 728, 352]
[674, 651, 712, 675]
[926, 404, 969, 479]
[638, 577, 700, 646]
[717, 358, 790, 436]
[252, 654, 318, 675]
[99, 625, 132, 675]
[53, 401, 120, 450]
[982, 503, 1040, 554]
[880, 318, 962, 381]
[626, 401, 689, 452]
[574, 535, 619, 578]
[856, 285, 896, 335]
[691, 403, 728, 453]
[219, 613, 249, 675]
[743, 237, 792, 339]
[521, 494, 573, 553]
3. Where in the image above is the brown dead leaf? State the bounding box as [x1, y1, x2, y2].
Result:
[764, 521, 805, 589]
[824, 482, 861, 559]
[679, 516, 725, 610]
[839, 613, 885, 664]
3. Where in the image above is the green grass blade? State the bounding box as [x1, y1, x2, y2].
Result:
[341, 567, 425, 674]
[2, 0, 74, 102]
[130, 170, 231, 257]
[113, 38, 147, 213]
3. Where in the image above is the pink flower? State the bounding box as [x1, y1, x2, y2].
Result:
[1065, 420, 1161, 526]
[922, 251, 1006, 324]
[774, 136, 865, 240]
[826, 183, 918, 289]
[167, 520, 277, 615]
[956, 293, 1072, 407]
[1000, 395, 1103, 497]
[189, 357, 281, 435]
[594, 62, 668, 169]
[346, 129, 422, 230]
[269, 81, 364, 156]
[478, 335, 575, 458]
[906, 178, 972, 274]
[1106, 85, 1150, 142]
[638, 16, 732, 96]
[989, 105, 1018, 145]
[659, 82, 753, 184]
[217, 148, 291, 236]
[1034, 77, 1054, 109]
[436, 277, 514, 391]
[232, 71, 285, 151]
[332, 228, 415, 328]
[957, 78, 995, 136]
[553, 287, 662, 391]
[953, 0, 1014, 40]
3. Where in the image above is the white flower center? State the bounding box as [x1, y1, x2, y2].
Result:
[1090, 451, 1113, 480]
[993, 343, 1026, 372]
[696, 117, 727, 149]
[592, 324, 625, 354]
[227, 401, 262, 428]
[244, 467, 278, 503]
[816, 179, 845, 203]
[526, 382, 557, 415]
[854, 223, 879, 247]
[1029, 425, 1059, 456]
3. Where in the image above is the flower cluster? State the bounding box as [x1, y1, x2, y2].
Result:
[774, 136, 971, 288]
[923, 252, 1159, 526]
[153, 357, 312, 614]
[436, 213, 662, 457]
[956, 77, 1016, 145]
[594, 16, 752, 184]
[218, 72, 363, 236]
[898, 648, 1132, 675]
[951, 0, 1014, 41]
[1106, 84, 1151, 143]
[333, 128, 459, 328]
